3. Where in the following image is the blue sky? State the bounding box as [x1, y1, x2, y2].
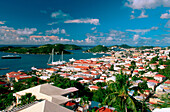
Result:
[0, 0, 170, 46]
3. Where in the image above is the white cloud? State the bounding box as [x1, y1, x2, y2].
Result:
[151, 26, 158, 30]
[160, 10, 170, 19]
[64, 18, 100, 25]
[60, 38, 70, 42]
[106, 37, 113, 41]
[133, 34, 139, 41]
[85, 37, 95, 43]
[61, 29, 66, 34]
[16, 28, 37, 35]
[51, 10, 71, 19]
[126, 26, 158, 34]
[45, 28, 67, 35]
[0, 21, 5, 24]
[125, 0, 170, 9]
[140, 37, 151, 39]
[91, 27, 96, 30]
[126, 29, 150, 34]
[137, 10, 148, 18]
[130, 15, 135, 19]
[165, 20, 170, 28]
[47, 22, 58, 25]
[46, 28, 60, 34]
[130, 10, 148, 19]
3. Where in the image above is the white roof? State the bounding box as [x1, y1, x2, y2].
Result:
[152, 108, 170, 112]
[19, 100, 73, 112]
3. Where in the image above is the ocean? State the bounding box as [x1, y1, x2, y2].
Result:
[0, 46, 109, 75]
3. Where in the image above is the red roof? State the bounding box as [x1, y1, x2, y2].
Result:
[133, 70, 139, 73]
[133, 56, 138, 58]
[16, 76, 32, 80]
[149, 102, 156, 104]
[154, 74, 166, 78]
[160, 56, 167, 58]
[148, 80, 159, 84]
[75, 66, 89, 69]
[7, 72, 20, 75]
[0, 81, 6, 85]
[66, 102, 75, 106]
[61, 73, 71, 76]
[125, 64, 131, 66]
[91, 73, 100, 75]
[8, 74, 27, 78]
[164, 80, 170, 84]
[90, 86, 100, 89]
[139, 67, 144, 69]
[96, 107, 113, 112]
[144, 90, 150, 92]
[46, 68, 57, 71]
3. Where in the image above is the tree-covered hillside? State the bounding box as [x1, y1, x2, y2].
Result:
[0, 44, 82, 54]
[86, 45, 108, 53]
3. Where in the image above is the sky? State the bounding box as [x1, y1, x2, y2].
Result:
[0, 0, 170, 46]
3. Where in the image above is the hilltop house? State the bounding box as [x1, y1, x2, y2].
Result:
[13, 84, 78, 106]
[6, 72, 27, 81]
[154, 74, 166, 82]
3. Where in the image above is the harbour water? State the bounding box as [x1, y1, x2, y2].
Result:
[0, 46, 110, 75]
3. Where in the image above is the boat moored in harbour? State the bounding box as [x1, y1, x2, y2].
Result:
[47, 49, 66, 66]
[1, 55, 21, 59]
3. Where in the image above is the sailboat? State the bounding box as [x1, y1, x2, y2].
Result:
[69, 58, 76, 62]
[47, 49, 66, 66]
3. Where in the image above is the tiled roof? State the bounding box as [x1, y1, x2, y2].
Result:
[147, 80, 159, 84]
[154, 74, 166, 78]
[164, 80, 170, 84]
[96, 107, 113, 112]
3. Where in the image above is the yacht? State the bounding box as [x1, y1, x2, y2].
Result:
[69, 58, 76, 62]
[1, 55, 21, 59]
[47, 49, 66, 66]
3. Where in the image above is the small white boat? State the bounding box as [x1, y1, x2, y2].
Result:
[92, 53, 97, 55]
[1, 55, 21, 59]
[69, 58, 76, 62]
[31, 66, 37, 70]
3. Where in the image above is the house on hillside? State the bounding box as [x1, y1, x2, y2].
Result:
[154, 74, 166, 82]
[6, 72, 27, 81]
[13, 84, 78, 105]
[19, 100, 73, 112]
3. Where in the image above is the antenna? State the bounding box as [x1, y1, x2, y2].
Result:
[62, 51, 63, 61]
[52, 48, 54, 63]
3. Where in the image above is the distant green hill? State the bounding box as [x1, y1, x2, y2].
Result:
[110, 44, 132, 48]
[86, 45, 108, 53]
[136, 46, 154, 50]
[0, 44, 82, 54]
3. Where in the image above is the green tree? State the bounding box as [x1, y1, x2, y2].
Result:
[0, 93, 16, 110]
[152, 93, 170, 108]
[109, 64, 114, 71]
[131, 81, 150, 112]
[92, 87, 106, 103]
[96, 82, 106, 87]
[102, 74, 137, 112]
[19, 93, 36, 106]
[80, 96, 89, 111]
[159, 59, 164, 65]
[0, 85, 9, 94]
[150, 56, 158, 64]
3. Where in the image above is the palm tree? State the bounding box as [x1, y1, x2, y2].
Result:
[80, 96, 89, 112]
[19, 93, 36, 106]
[102, 74, 137, 112]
